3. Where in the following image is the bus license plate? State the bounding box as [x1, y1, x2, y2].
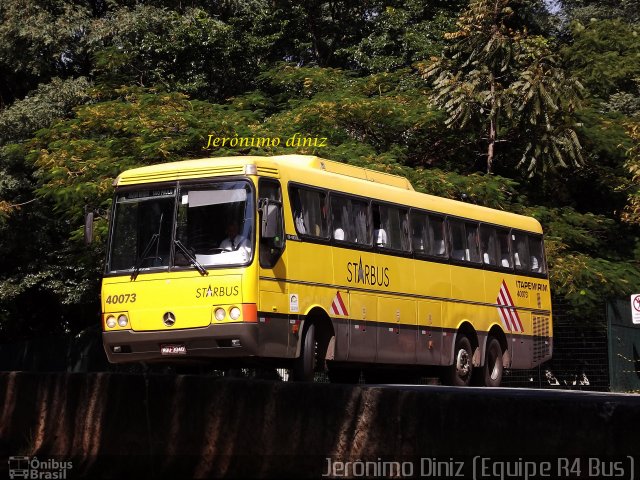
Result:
[161, 344, 187, 355]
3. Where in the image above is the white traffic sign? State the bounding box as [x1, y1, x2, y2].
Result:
[632, 294, 640, 324]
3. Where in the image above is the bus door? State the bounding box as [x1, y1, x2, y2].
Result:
[257, 178, 290, 358]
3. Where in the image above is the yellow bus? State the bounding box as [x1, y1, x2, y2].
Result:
[95, 155, 552, 386]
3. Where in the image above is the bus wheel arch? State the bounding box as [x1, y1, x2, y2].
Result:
[445, 322, 478, 386]
[482, 325, 508, 387]
[474, 325, 508, 387]
[292, 307, 334, 381]
[487, 325, 509, 369]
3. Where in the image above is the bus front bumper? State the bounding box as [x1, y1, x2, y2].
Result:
[103, 323, 259, 363]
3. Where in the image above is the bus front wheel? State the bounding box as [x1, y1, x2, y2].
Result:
[292, 323, 316, 382]
[447, 334, 473, 386]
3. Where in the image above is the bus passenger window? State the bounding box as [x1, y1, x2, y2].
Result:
[496, 228, 512, 268]
[428, 215, 447, 257]
[466, 222, 481, 263]
[411, 212, 429, 254]
[528, 235, 546, 274]
[479, 225, 497, 266]
[331, 196, 348, 241]
[372, 206, 387, 247]
[331, 194, 370, 244]
[352, 199, 371, 245]
[449, 220, 466, 260]
[290, 186, 329, 238]
[512, 231, 530, 271]
[373, 204, 409, 251]
[449, 219, 481, 263]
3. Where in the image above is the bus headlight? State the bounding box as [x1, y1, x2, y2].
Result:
[106, 316, 116, 329]
[214, 308, 226, 321]
[229, 307, 241, 320]
[117, 314, 129, 327]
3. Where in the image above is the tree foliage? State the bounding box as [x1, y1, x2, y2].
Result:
[0, 0, 638, 340]
[623, 121, 640, 226]
[562, 19, 640, 100]
[424, 0, 584, 176]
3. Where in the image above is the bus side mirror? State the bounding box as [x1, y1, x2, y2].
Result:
[84, 211, 94, 245]
[261, 201, 281, 239]
[258, 197, 285, 269]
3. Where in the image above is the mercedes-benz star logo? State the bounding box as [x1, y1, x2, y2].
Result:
[163, 311, 176, 327]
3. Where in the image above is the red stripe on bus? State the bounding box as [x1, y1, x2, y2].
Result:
[498, 289, 515, 331]
[502, 282, 523, 331]
[336, 292, 348, 316]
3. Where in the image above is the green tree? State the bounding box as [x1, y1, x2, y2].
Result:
[623, 121, 640, 226]
[562, 20, 640, 101]
[336, 0, 462, 73]
[560, 0, 640, 24]
[424, 0, 584, 176]
[0, 0, 92, 106]
[88, 5, 276, 100]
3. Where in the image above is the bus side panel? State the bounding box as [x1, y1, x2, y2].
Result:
[450, 264, 485, 305]
[510, 310, 533, 369]
[257, 289, 291, 358]
[347, 292, 376, 362]
[376, 296, 416, 364]
[440, 302, 454, 366]
[332, 316, 350, 362]
[416, 300, 443, 365]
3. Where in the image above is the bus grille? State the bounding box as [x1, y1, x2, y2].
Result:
[257, 166, 279, 176]
[532, 315, 551, 362]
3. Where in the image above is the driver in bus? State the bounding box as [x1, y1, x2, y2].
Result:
[220, 220, 250, 253]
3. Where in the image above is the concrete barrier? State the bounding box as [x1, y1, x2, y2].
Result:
[1, 372, 639, 478]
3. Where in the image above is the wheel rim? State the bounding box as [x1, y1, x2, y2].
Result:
[455, 348, 471, 378]
[487, 340, 502, 384]
[489, 354, 500, 381]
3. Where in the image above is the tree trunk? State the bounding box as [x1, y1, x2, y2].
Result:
[487, 77, 497, 174]
[487, 116, 496, 174]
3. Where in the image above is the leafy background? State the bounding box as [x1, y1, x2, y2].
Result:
[0, 0, 638, 341]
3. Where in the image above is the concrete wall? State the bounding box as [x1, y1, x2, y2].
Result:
[1, 372, 639, 478]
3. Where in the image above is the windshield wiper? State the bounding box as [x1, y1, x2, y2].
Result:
[131, 213, 164, 281]
[130, 233, 160, 280]
[175, 240, 208, 276]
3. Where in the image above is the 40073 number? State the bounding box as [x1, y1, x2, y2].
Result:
[105, 293, 137, 304]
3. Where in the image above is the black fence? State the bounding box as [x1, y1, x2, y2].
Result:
[502, 300, 609, 391]
[607, 298, 640, 392]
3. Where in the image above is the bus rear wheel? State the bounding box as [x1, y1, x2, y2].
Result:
[446, 334, 473, 386]
[292, 323, 316, 382]
[479, 337, 503, 387]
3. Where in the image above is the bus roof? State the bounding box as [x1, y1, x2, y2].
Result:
[114, 155, 542, 233]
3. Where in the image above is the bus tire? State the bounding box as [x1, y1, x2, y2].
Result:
[480, 337, 503, 387]
[447, 334, 473, 386]
[292, 323, 316, 382]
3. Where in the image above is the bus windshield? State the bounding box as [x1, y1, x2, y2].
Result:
[107, 181, 254, 273]
[108, 188, 176, 273]
[175, 181, 254, 267]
